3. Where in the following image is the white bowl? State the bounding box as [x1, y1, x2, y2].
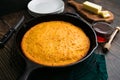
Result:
[28, 0, 64, 17]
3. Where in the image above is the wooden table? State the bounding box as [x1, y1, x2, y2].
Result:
[0, 0, 120, 80]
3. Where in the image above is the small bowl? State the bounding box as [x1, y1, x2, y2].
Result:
[92, 22, 114, 43]
[27, 0, 65, 17]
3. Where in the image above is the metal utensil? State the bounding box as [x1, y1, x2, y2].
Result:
[0, 16, 24, 48]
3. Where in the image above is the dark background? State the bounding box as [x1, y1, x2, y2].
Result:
[0, 0, 30, 16]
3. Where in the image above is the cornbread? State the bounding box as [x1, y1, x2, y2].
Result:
[21, 21, 90, 66]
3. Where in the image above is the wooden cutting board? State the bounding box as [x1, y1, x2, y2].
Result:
[68, 0, 114, 23]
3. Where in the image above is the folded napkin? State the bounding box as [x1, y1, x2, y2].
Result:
[70, 53, 108, 80]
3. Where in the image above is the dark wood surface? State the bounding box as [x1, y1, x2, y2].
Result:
[0, 0, 120, 80]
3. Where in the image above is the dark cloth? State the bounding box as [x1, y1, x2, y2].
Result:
[71, 53, 108, 80]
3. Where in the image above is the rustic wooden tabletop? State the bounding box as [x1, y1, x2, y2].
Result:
[0, 0, 120, 80]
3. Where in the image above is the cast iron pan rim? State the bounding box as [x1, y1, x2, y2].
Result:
[15, 13, 98, 68]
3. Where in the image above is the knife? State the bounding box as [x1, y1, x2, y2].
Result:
[0, 16, 24, 48]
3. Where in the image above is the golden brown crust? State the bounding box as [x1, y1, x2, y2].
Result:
[21, 21, 90, 66]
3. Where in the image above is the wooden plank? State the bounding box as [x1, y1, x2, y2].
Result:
[106, 53, 120, 80]
[0, 0, 120, 80]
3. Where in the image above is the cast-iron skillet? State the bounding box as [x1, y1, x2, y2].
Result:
[15, 13, 98, 80]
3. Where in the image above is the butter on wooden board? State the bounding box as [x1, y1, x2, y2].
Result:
[99, 11, 111, 18]
[83, 1, 111, 18]
[68, 0, 114, 23]
[83, 1, 102, 14]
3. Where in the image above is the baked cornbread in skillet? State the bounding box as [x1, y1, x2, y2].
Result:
[21, 21, 90, 66]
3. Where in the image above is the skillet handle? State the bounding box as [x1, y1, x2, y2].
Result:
[19, 61, 41, 80]
[19, 67, 32, 80]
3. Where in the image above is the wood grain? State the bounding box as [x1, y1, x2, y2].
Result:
[0, 0, 120, 80]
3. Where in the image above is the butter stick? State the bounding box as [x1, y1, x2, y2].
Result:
[83, 1, 102, 14]
[99, 11, 111, 18]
